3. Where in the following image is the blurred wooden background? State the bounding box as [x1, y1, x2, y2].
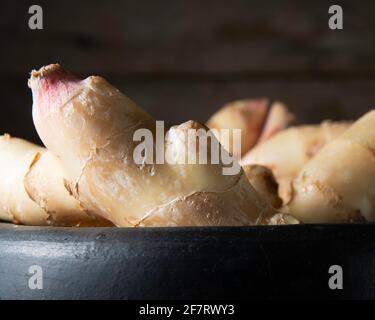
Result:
[1, 0, 375, 144]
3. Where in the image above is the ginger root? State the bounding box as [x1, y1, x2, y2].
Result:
[267, 213, 300, 225]
[288, 111, 375, 223]
[242, 164, 282, 209]
[206, 99, 269, 158]
[257, 101, 295, 143]
[0, 134, 111, 226]
[206, 99, 294, 159]
[29, 64, 279, 227]
[241, 121, 350, 204]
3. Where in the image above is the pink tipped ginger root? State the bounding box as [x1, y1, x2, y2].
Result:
[29, 64, 291, 227]
[206, 99, 295, 159]
[206, 99, 269, 158]
[257, 101, 295, 143]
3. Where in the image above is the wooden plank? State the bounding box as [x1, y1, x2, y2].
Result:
[2, 78, 375, 144]
[1, 0, 375, 76]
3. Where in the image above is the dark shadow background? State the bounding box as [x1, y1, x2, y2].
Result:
[1, 0, 375, 144]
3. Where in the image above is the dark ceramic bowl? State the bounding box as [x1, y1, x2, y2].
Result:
[0, 222, 374, 299]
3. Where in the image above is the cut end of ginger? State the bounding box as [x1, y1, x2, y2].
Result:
[29, 64, 83, 119]
[29, 64, 66, 81]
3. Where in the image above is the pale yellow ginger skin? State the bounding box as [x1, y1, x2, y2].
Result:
[206, 99, 269, 158]
[206, 100, 294, 159]
[30, 64, 281, 227]
[0, 134, 111, 226]
[241, 122, 350, 204]
[257, 101, 295, 143]
[288, 111, 375, 223]
[0, 134, 47, 225]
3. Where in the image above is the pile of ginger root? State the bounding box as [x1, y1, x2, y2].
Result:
[0, 64, 374, 227]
